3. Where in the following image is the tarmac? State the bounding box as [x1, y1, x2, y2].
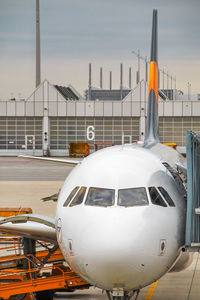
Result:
[0, 156, 199, 300]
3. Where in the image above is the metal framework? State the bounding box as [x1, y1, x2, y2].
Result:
[185, 130, 200, 247]
[159, 117, 200, 146]
[0, 117, 42, 150]
[1, 116, 200, 155]
[50, 117, 140, 152]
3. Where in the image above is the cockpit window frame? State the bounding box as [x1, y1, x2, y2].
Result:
[118, 187, 149, 207]
[148, 186, 168, 207]
[69, 186, 87, 207]
[63, 186, 80, 207]
[157, 187, 176, 207]
[85, 187, 115, 207]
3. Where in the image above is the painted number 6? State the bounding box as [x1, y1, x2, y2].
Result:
[87, 126, 95, 141]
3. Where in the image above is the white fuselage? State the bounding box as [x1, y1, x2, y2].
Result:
[56, 144, 186, 291]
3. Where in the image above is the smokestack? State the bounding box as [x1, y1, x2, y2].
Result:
[100, 67, 103, 89]
[129, 67, 132, 89]
[88, 63, 92, 100]
[110, 71, 112, 90]
[136, 71, 139, 84]
[120, 63, 123, 100]
[36, 0, 41, 88]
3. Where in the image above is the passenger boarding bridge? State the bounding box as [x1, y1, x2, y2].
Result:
[186, 131, 200, 248]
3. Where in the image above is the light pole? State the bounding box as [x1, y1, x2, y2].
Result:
[132, 49, 140, 84]
[145, 57, 148, 82]
[167, 71, 169, 90]
[132, 50, 151, 85]
[162, 68, 165, 90]
[171, 75, 173, 90]
[174, 76, 176, 100]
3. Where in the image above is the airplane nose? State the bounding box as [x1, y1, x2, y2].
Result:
[78, 210, 149, 290]
[81, 221, 136, 255]
[80, 209, 147, 255]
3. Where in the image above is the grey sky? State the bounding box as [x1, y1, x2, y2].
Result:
[0, 0, 200, 99]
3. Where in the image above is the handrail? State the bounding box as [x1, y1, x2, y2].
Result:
[0, 263, 65, 280]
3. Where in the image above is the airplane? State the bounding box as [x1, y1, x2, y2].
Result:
[0, 9, 194, 300]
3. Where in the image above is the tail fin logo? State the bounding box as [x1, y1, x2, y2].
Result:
[148, 61, 158, 104]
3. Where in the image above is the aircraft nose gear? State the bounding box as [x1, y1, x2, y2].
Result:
[106, 289, 140, 300]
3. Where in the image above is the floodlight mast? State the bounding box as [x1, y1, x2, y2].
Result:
[36, 0, 41, 88]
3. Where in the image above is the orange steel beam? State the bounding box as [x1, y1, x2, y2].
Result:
[0, 248, 64, 266]
[0, 208, 32, 217]
[0, 274, 66, 299]
[0, 268, 89, 299]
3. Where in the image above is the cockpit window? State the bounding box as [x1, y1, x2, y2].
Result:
[149, 187, 167, 207]
[85, 187, 115, 207]
[63, 186, 79, 207]
[158, 187, 175, 207]
[70, 187, 87, 207]
[118, 187, 149, 207]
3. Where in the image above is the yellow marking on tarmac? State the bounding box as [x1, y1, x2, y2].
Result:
[145, 281, 158, 300]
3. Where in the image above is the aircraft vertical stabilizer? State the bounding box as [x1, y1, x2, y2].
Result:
[144, 9, 160, 147]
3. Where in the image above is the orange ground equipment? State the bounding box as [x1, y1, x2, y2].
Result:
[0, 208, 32, 218]
[0, 258, 89, 299]
[69, 142, 90, 157]
[163, 142, 177, 150]
[0, 209, 90, 299]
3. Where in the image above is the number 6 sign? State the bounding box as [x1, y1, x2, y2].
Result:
[87, 126, 95, 141]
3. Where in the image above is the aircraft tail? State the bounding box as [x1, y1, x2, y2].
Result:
[144, 9, 160, 147]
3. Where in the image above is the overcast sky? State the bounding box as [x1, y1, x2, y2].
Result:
[0, 0, 200, 100]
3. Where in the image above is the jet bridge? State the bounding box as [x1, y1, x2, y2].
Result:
[185, 130, 200, 248]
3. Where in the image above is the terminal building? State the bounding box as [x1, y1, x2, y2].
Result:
[0, 79, 200, 156]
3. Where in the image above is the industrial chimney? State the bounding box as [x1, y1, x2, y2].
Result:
[88, 63, 92, 100]
[129, 67, 132, 89]
[36, 0, 41, 87]
[110, 71, 112, 90]
[120, 63, 123, 100]
[100, 67, 103, 89]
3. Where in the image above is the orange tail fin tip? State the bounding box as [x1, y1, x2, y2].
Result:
[148, 61, 158, 103]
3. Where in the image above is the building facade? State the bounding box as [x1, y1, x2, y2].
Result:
[0, 79, 200, 156]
